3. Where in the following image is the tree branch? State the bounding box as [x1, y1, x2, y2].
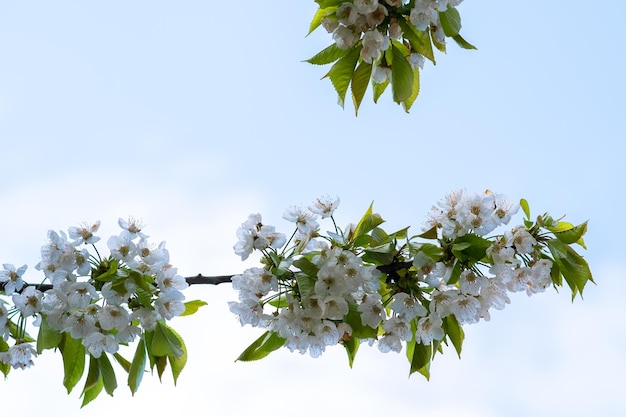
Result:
[1, 263, 414, 294]
[1, 274, 234, 293]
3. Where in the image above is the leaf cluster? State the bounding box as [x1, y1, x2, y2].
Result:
[307, 2, 476, 114]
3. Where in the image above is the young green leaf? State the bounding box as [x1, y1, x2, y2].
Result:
[520, 198, 531, 219]
[37, 318, 63, 353]
[397, 18, 435, 63]
[180, 300, 208, 317]
[351, 61, 372, 115]
[551, 221, 588, 248]
[442, 315, 464, 358]
[451, 234, 492, 262]
[343, 304, 378, 339]
[61, 334, 86, 394]
[128, 337, 147, 395]
[293, 257, 320, 280]
[354, 202, 385, 238]
[391, 44, 413, 103]
[408, 341, 432, 379]
[80, 357, 103, 408]
[308, 7, 338, 35]
[92, 259, 119, 282]
[156, 356, 167, 381]
[163, 326, 187, 385]
[113, 352, 131, 373]
[452, 33, 477, 50]
[97, 354, 117, 396]
[236, 331, 286, 362]
[326, 44, 362, 107]
[294, 272, 316, 300]
[315, 0, 345, 7]
[372, 80, 389, 103]
[151, 321, 184, 358]
[439, 7, 462, 37]
[401, 67, 420, 113]
[342, 335, 360, 368]
[0, 338, 10, 377]
[546, 239, 593, 299]
[306, 43, 349, 65]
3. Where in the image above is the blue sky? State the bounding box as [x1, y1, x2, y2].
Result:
[1, 1, 625, 415]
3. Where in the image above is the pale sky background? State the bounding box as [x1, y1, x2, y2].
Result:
[1, 1, 625, 415]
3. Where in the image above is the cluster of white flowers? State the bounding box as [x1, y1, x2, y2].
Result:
[233, 195, 340, 262]
[0, 219, 189, 370]
[409, 0, 464, 41]
[322, 0, 464, 65]
[383, 190, 553, 351]
[425, 188, 519, 238]
[230, 247, 381, 357]
[230, 189, 555, 358]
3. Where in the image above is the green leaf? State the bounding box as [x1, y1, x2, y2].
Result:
[447, 260, 463, 285]
[294, 272, 316, 300]
[92, 259, 119, 282]
[236, 331, 286, 362]
[401, 67, 420, 113]
[351, 61, 372, 115]
[408, 341, 432, 379]
[151, 321, 184, 358]
[37, 317, 63, 353]
[180, 300, 208, 317]
[135, 287, 154, 309]
[164, 326, 187, 385]
[551, 221, 588, 248]
[156, 356, 167, 380]
[343, 303, 378, 339]
[550, 256, 563, 287]
[412, 242, 444, 260]
[326, 44, 362, 108]
[370, 227, 390, 246]
[315, 0, 345, 7]
[0, 338, 10, 377]
[61, 334, 86, 394]
[268, 294, 289, 309]
[293, 257, 319, 280]
[143, 330, 156, 369]
[415, 226, 438, 240]
[451, 234, 492, 262]
[520, 198, 531, 219]
[81, 356, 103, 408]
[397, 17, 435, 63]
[128, 337, 147, 395]
[363, 242, 396, 265]
[439, 7, 462, 37]
[342, 335, 359, 368]
[353, 202, 385, 238]
[306, 43, 349, 66]
[546, 239, 593, 299]
[391, 44, 413, 103]
[431, 30, 446, 52]
[308, 7, 336, 35]
[452, 33, 477, 50]
[389, 226, 409, 240]
[97, 354, 117, 396]
[132, 270, 154, 294]
[442, 315, 464, 358]
[113, 352, 131, 373]
[372, 80, 389, 103]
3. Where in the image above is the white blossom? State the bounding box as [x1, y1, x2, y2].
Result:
[0, 264, 27, 294]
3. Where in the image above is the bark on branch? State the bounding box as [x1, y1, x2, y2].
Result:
[1, 274, 234, 293]
[1, 263, 414, 293]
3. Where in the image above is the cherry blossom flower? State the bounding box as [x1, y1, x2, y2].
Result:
[0, 263, 27, 294]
